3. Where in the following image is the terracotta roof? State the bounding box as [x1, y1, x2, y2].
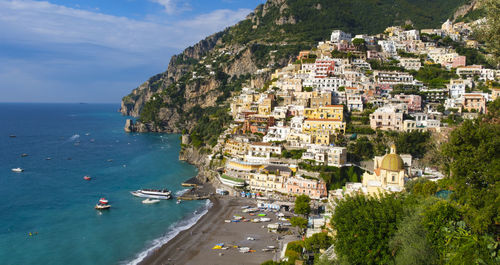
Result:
[251, 142, 273, 146]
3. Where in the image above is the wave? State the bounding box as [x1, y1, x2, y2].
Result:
[174, 189, 190, 197]
[124, 199, 213, 265]
[68, 134, 80, 141]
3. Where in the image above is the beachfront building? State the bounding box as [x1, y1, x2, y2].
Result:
[369, 106, 404, 131]
[219, 174, 246, 188]
[361, 145, 410, 195]
[285, 176, 328, 199]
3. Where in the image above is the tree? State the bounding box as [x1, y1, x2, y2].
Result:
[304, 232, 333, 253]
[290, 216, 308, 235]
[389, 201, 439, 265]
[394, 130, 431, 159]
[294, 195, 311, 216]
[441, 118, 500, 234]
[331, 194, 410, 265]
[348, 136, 374, 162]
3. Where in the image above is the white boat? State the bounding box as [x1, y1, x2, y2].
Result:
[95, 204, 111, 210]
[131, 189, 172, 200]
[176, 200, 181, 204]
[11, 168, 23, 172]
[142, 198, 160, 204]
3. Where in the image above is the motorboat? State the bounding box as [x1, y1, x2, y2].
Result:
[9, 135, 16, 138]
[176, 200, 181, 204]
[99, 198, 108, 204]
[11, 168, 24, 172]
[130, 189, 172, 200]
[142, 198, 160, 204]
[83, 176, 91, 181]
[21, 153, 28, 157]
[95, 204, 111, 210]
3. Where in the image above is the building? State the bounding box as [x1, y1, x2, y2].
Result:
[224, 137, 249, 157]
[393, 94, 421, 112]
[243, 115, 275, 134]
[399, 58, 421, 71]
[462, 94, 487, 113]
[374, 71, 414, 85]
[330, 30, 352, 43]
[285, 176, 328, 199]
[345, 87, 364, 112]
[303, 119, 346, 136]
[304, 105, 344, 120]
[361, 145, 410, 195]
[263, 125, 291, 142]
[370, 106, 404, 131]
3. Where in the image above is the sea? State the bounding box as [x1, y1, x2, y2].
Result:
[0, 103, 209, 265]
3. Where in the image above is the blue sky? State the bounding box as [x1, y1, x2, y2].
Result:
[0, 0, 264, 103]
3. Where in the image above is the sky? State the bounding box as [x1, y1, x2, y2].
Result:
[0, 0, 265, 103]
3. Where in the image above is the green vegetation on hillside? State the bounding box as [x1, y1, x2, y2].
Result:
[223, 0, 468, 46]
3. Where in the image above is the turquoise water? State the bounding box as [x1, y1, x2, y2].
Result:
[0, 103, 205, 265]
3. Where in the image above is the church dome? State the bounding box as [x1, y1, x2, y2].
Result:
[380, 145, 404, 172]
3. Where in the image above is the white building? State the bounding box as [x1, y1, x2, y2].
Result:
[331, 30, 352, 43]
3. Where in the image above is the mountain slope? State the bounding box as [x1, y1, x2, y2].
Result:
[120, 0, 469, 144]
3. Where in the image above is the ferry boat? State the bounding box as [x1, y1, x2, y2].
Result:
[11, 168, 24, 172]
[130, 189, 172, 200]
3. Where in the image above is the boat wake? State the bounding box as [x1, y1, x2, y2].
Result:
[124, 199, 213, 265]
[68, 134, 80, 142]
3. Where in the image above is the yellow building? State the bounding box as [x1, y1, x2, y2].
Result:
[258, 98, 273, 115]
[361, 145, 409, 195]
[224, 139, 249, 157]
[302, 119, 346, 135]
[304, 105, 344, 120]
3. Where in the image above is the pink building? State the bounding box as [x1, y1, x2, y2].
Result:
[394, 94, 422, 112]
[462, 94, 487, 113]
[285, 176, 327, 199]
[451, 56, 466, 68]
[370, 106, 404, 131]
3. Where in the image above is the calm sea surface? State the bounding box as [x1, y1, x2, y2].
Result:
[0, 103, 206, 265]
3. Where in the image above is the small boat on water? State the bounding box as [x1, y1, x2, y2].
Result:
[142, 198, 160, 204]
[21, 153, 28, 157]
[176, 200, 181, 204]
[95, 197, 110, 210]
[83, 176, 91, 181]
[45, 157, 52, 160]
[95, 204, 111, 210]
[9, 135, 16, 138]
[131, 189, 172, 200]
[12, 168, 24, 172]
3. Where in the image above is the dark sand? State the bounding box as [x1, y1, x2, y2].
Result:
[140, 196, 282, 265]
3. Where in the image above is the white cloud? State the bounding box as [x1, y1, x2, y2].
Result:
[0, 0, 252, 102]
[0, 0, 251, 51]
[150, 0, 190, 14]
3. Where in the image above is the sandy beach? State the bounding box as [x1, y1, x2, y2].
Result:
[140, 195, 287, 265]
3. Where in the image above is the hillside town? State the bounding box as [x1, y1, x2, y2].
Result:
[190, 17, 499, 239]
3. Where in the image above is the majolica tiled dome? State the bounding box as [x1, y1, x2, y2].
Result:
[380, 145, 404, 172]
